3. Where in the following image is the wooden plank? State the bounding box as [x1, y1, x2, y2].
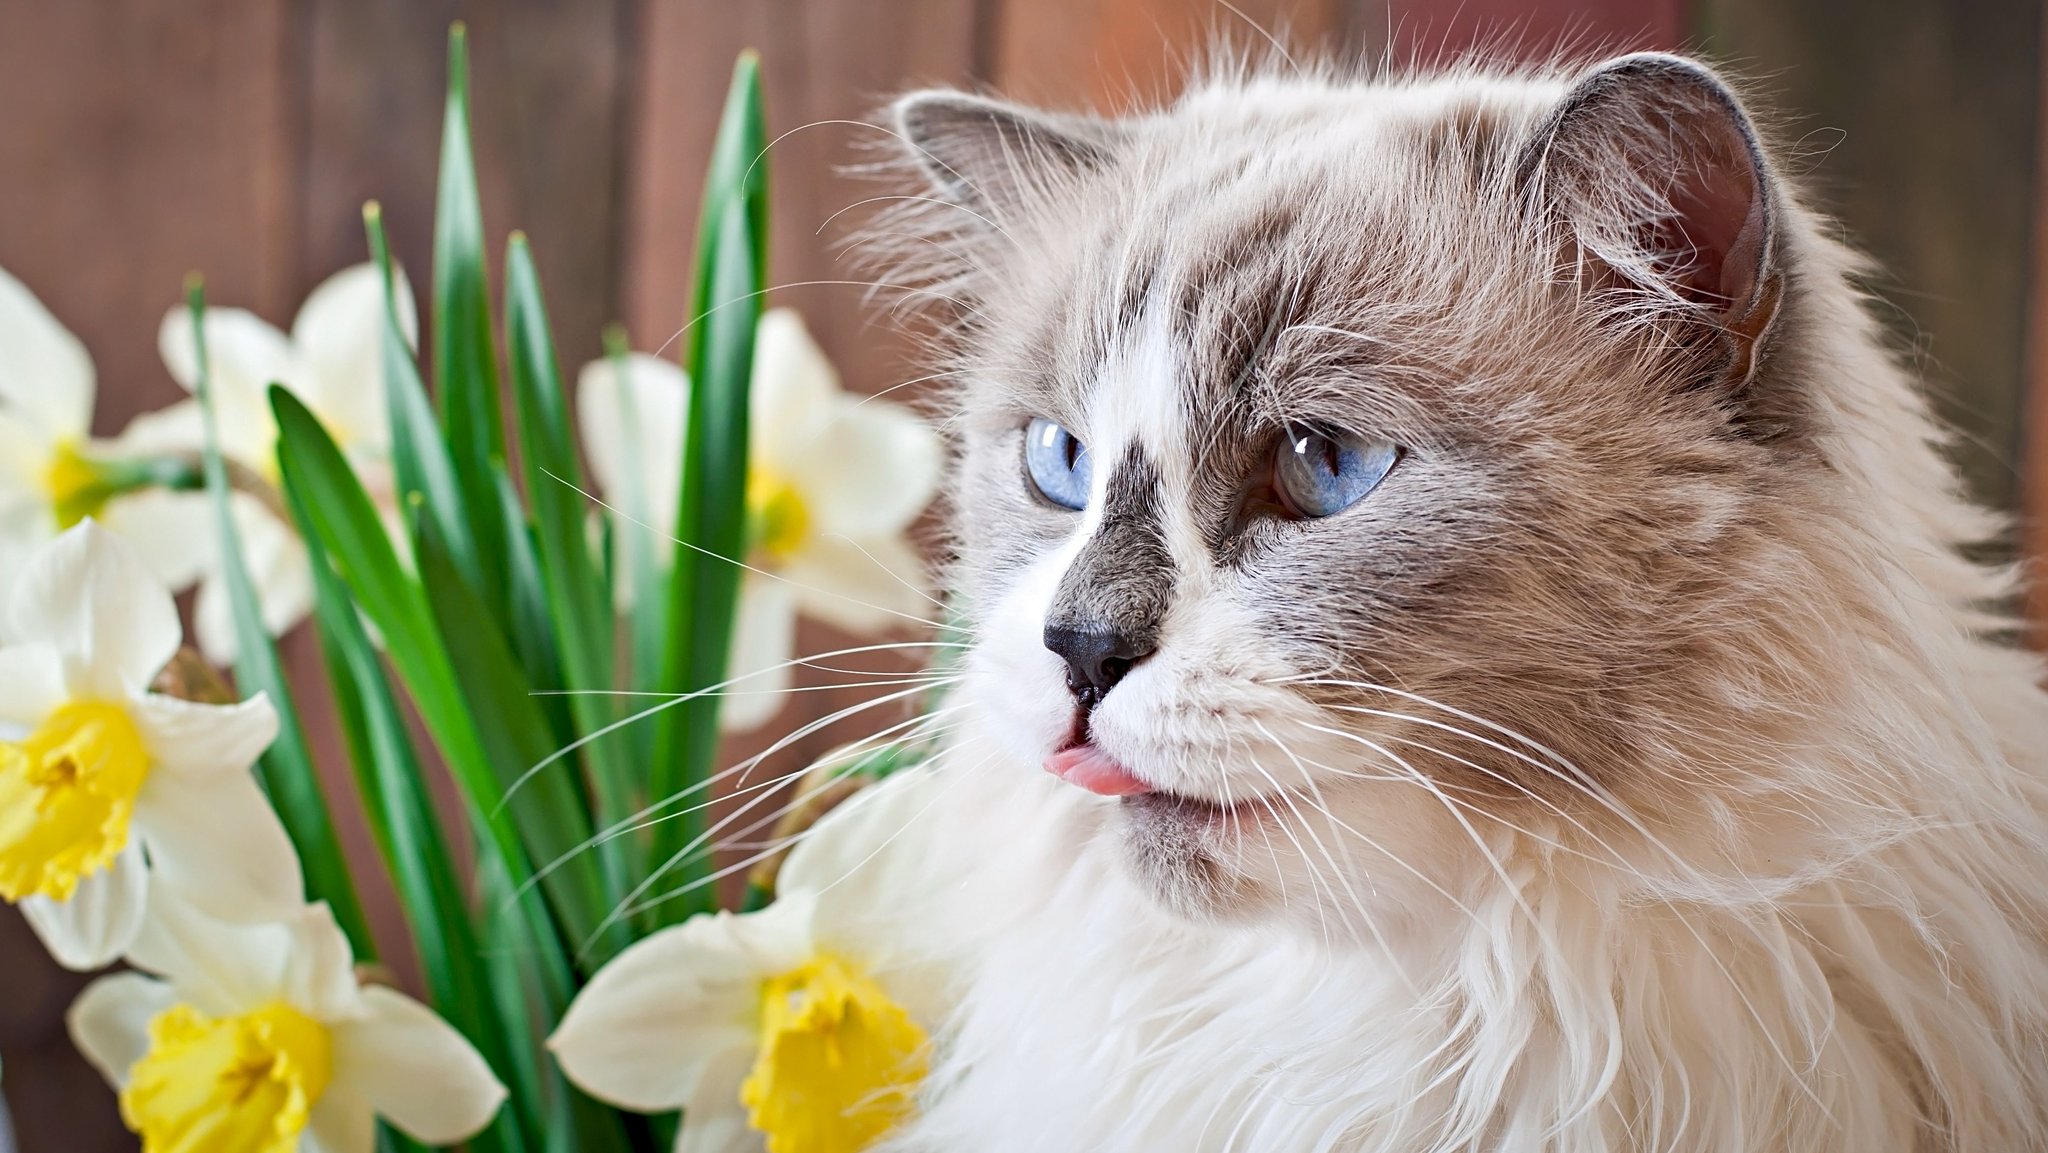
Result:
[0, 910, 131, 1153]
[991, 0, 1353, 110]
[0, 0, 294, 431]
[297, 0, 633, 369]
[1701, 0, 2040, 519]
[1374, 0, 1686, 65]
[984, 0, 1685, 112]
[626, 0, 979, 391]
[2025, 0, 2048, 648]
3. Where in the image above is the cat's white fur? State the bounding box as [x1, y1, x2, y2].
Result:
[866, 57, 2048, 1152]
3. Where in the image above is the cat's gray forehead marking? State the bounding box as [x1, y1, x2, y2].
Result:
[1046, 444, 1173, 646]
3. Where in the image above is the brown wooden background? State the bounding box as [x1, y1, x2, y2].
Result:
[0, 1, 2039, 1148]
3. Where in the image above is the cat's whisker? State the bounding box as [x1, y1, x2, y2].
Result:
[502, 639, 961, 810]
[817, 193, 1012, 243]
[622, 737, 997, 925]
[1290, 723, 1540, 934]
[514, 695, 962, 910]
[542, 465, 953, 632]
[1252, 724, 1489, 947]
[533, 670, 959, 700]
[1307, 717, 1645, 874]
[704, 717, 978, 855]
[850, 366, 969, 409]
[816, 532, 952, 612]
[580, 699, 968, 937]
[1288, 720, 1834, 1110]
[645, 277, 985, 361]
[1249, 722, 1409, 964]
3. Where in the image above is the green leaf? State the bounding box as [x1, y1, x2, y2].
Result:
[645, 55, 768, 921]
[506, 237, 639, 879]
[433, 21, 513, 620]
[611, 326, 667, 727]
[495, 463, 570, 730]
[413, 510, 626, 964]
[182, 278, 373, 958]
[685, 51, 771, 359]
[293, 478, 536, 1151]
[476, 859, 636, 1153]
[270, 386, 612, 972]
[366, 203, 479, 590]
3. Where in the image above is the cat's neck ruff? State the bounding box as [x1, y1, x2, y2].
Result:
[900, 682, 2048, 1153]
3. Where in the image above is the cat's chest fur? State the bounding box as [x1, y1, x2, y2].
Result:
[884, 765, 1943, 1153]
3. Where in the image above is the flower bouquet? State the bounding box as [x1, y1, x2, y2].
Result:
[1, 25, 950, 1153]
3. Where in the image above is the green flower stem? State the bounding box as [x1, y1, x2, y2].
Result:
[184, 278, 375, 961]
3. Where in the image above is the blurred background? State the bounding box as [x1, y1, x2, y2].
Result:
[1, 1, 2041, 1148]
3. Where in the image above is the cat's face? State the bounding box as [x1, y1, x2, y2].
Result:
[889, 55, 1799, 935]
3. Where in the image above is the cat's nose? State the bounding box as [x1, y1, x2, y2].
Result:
[1043, 623, 1154, 705]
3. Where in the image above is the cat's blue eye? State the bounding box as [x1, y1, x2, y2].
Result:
[1024, 417, 1091, 510]
[1273, 426, 1398, 518]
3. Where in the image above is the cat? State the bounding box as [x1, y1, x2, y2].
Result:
[860, 49, 2048, 1152]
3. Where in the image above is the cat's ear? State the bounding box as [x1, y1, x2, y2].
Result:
[1519, 53, 1781, 387]
[892, 92, 1121, 223]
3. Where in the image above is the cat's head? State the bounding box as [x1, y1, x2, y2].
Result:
[883, 54, 1854, 934]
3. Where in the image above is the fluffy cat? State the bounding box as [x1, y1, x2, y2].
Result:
[861, 50, 2048, 1151]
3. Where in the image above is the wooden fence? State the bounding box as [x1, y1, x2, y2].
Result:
[0, 1, 2038, 1147]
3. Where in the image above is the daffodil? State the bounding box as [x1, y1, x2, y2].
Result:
[68, 887, 507, 1153]
[0, 264, 212, 609]
[577, 309, 942, 731]
[148, 262, 417, 662]
[0, 521, 301, 970]
[550, 767, 953, 1153]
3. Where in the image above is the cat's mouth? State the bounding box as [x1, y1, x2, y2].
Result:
[1045, 717, 1275, 917]
[1044, 723, 1244, 828]
[1045, 705, 1160, 797]
[1044, 738, 1155, 796]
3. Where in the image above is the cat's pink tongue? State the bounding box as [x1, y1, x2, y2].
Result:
[1045, 743, 1154, 796]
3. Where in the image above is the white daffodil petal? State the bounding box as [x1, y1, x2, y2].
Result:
[550, 903, 812, 1113]
[292, 262, 415, 453]
[125, 882, 291, 1017]
[134, 767, 303, 924]
[109, 399, 205, 456]
[721, 576, 797, 733]
[0, 640, 67, 727]
[67, 971, 178, 1089]
[750, 309, 839, 473]
[96, 489, 214, 593]
[4, 521, 180, 696]
[0, 264, 94, 440]
[19, 842, 149, 971]
[790, 401, 942, 542]
[333, 986, 507, 1144]
[781, 767, 946, 919]
[0, 513, 51, 623]
[782, 533, 932, 635]
[576, 352, 688, 552]
[128, 691, 278, 781]
[194, 495, 315, 664]
[0, 409, 53, 491]
[779, 767, 963, 1023]
[282, 902, 364, 1023]
[675, 1042, 766, 1153]
[156, 305, 291, 407]
[191, 580, 237, 668]
[117, 391, 269, 479]
[305, 1088, 378, 1153]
